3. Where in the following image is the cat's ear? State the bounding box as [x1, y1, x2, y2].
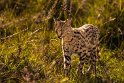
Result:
[66, 18, 72, 25]
[53, 18, 56, 22]
[66, 18, 72, 22]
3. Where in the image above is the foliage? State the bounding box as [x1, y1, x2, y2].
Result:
[0, 0, 124, 82]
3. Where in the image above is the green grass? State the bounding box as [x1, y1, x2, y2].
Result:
[0, 0, 124, 83]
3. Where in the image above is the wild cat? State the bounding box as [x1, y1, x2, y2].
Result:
[54, 19, 100, 76]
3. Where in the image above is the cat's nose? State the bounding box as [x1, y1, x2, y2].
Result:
[58, 35, 62, 39]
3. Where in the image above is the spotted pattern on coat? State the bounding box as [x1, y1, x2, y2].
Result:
[54, 19, 100, 76]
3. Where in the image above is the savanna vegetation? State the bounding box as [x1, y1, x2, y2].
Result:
[0, 0, 124, 83]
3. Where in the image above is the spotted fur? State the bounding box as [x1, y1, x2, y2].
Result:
[54, 19, 100, 76]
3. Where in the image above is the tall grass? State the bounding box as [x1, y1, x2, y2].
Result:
[0, 0, 124, 82]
